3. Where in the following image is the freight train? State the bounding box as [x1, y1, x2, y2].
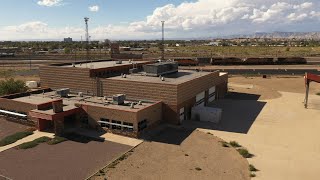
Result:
[192, 57, 307, 66]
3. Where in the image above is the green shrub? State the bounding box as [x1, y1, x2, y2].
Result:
[0, 131, 33, 146]
[229, 141, 241, 148]
[47, 136, 67, 145]
[0, 78, 27, 96]
[249, 164, 258, 172]
[316, 92, 320, 96]
[237, 148, 254, 158]
[250, 173, 256, 177]
[195, 167, 202, 171]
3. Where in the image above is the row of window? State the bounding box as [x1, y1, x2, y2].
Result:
[100, 118, 134, 131]
[99, 118, 148, 132]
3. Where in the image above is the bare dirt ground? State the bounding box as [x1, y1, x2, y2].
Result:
[95, 128, 250, 180]
[183, 76, 320, 180]
[0, 117, 30, 139]
[0, 139, 132, 180]
[228, 75, 320, 100]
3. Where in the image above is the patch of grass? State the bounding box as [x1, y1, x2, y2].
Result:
[229, 141, 241, 148]
[18, 141, 39, 149]
[18, 136, 51, 149]
[0, 131, 33, 146]
[249, 164, 258, 172]
[34, 136, 51, 143]
[250, 173, 256, 177]
[195, 167, 202, 171]
[237, 148, 254, 158]
[47, 136, 67, 145]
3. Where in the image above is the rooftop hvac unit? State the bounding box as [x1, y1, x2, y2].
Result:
[56, 88, 70, 98]
[26, 81, 38, 89]
[113, 94, 126, 105]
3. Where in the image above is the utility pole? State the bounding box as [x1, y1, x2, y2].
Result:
[161, 21, 165, 60]
[84, 17, 90, 63]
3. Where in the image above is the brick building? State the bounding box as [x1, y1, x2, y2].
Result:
[0, 60, 228, 137]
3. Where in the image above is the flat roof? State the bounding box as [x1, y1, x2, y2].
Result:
[62, 60, 147, 69]
[14, 91, 157, 113]
[107, 70, 215, 85]
[13, 95, 56, 105]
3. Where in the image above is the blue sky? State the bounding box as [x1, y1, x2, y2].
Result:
[0, 0, 319, 40]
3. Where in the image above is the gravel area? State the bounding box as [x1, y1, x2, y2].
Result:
[97, 129, 250, 180]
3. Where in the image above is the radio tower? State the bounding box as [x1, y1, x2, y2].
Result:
[161, 21, 165, 60]
[84, 17, 90, 61]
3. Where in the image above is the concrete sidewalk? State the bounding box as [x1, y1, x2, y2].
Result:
[0, 131, 54, 153]
[100, 133, 143, 147]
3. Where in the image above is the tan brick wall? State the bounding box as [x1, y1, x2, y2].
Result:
[136, 102, 162, 131]
[102, 79, 178, 105]
[0, 98, 37, 114]
[82, 104, 138, 129]
[40, 66, 97, 94]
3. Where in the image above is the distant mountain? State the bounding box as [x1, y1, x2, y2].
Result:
[224, 32, 320, 40]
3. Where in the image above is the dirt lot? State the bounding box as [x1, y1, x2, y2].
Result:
[94, 128, 250, 180]
[0, 117, 30, 139]
[228, 75, 320, 100]
[0, 139, 132, 180]
[184, 76, 320, 180]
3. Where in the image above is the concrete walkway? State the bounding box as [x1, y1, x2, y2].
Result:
[100, 133, 143, 147]
[0, 131, 55, 153]
[193, 92, 320, 180]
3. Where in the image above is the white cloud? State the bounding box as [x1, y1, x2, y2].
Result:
[37, 0, 63, 7]
[89, 5, 99, 12]
[2, 0, 320, 40]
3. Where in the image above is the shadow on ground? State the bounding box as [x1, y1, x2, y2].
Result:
[143, 92, 266, 145]
[142, 126, 193, 145]
[62, 128, 106, 143]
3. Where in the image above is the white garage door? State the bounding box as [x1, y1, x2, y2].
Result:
[195, 91, 205, 107]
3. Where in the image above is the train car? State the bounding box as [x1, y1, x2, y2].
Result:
[211, 57, 242, 65]
[197, 57, 211, 65]
[275, 57, 307, 65]
[174, 58, 199, 66]
[243, 58, 274, 65]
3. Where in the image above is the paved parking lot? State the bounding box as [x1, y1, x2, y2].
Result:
[0, 117, 30, 139]
[0, 138, 132, 180]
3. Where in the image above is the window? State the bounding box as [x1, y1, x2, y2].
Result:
[112, 120, 122, 130]
[138, 119, 147, 132]
[123, 122, 134, 132]
[100, 118, 110, 128]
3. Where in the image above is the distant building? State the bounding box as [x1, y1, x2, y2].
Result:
[64, 37, 73, 42]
